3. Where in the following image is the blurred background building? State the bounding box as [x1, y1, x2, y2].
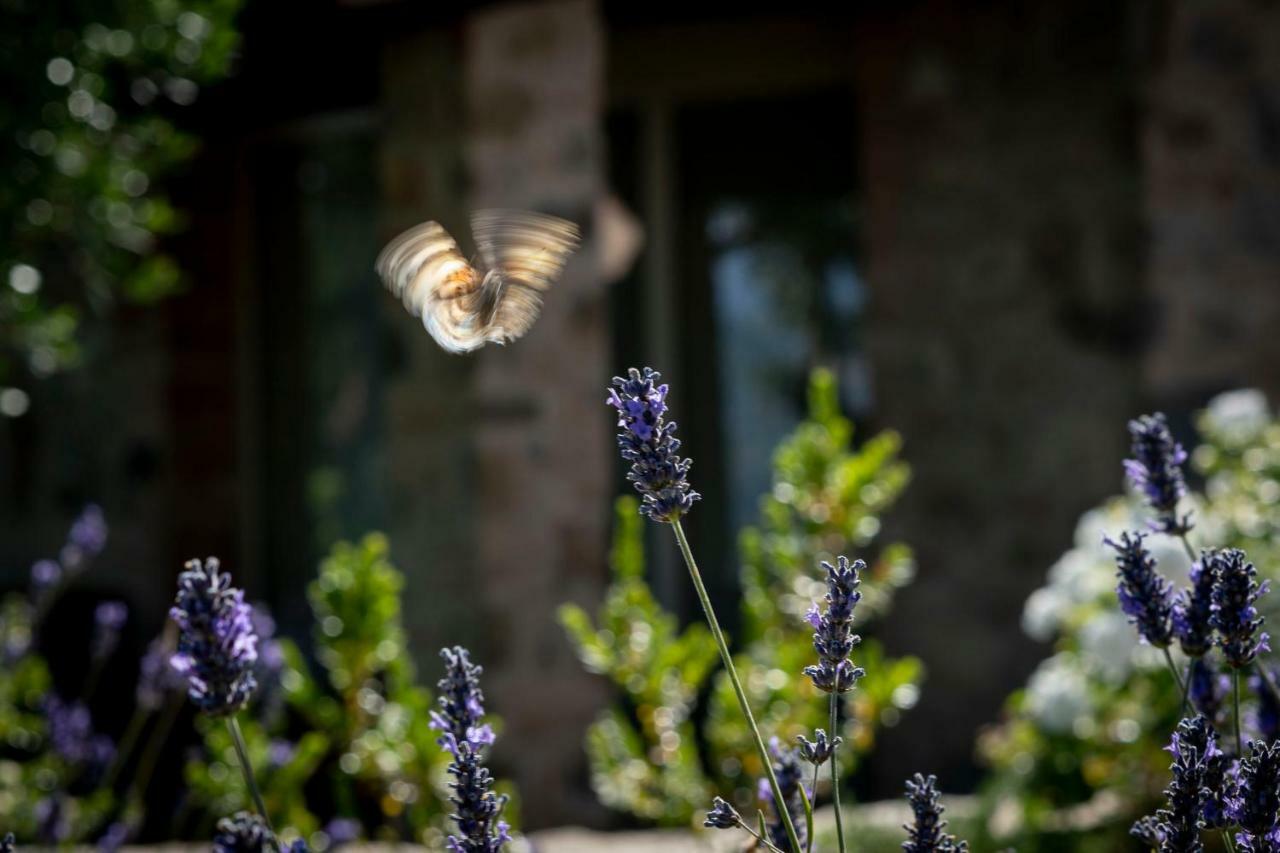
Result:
[4, 0, 1280, 829]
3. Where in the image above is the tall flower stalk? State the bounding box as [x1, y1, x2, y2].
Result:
[608, 367, 803, 853]
[430, 646, 510, 852]
[902, 773, 969, 852]
[1134, 716, 1233, 853]
[1104, 531, 1185, 699]
[168, 558, 273, 840]
[803, 556, 866, 852]
[1125, 413, 1194, 548]
[1208, 548, 1269, 755]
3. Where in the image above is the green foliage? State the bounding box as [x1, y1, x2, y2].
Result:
[0, 0, 244, 395]
[559, 498, 718, 823]
[0, 589, 118, 843]
[561, 368, 923, 825]
[978, 390, 1280, 850]
[185, 533, 510, 847]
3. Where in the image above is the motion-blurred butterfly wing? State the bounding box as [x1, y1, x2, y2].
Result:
[470, 209, 580, 343]
[374, 210, 580, 354]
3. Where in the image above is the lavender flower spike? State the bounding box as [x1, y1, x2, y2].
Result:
[703, 797, 742, 830]
[761, 740, 808, 852]
[1231, 740, 1280, 844]
[1104, 531, 1174, 647]
[168, 558, 259, 716]
[1136, 717, 1234, 849]
[44, 695, 115, 775]
[1253, 667, 1280, 743]
[1208, 548, 1269, 670]
[1175, 555, 1217, 659]
[607, 367, 700, 522]
[797, 728, 841, 767]
[137, 635, 183, 711]
[213, 812, 277, 853]
[431, 647, 509, 853]
[69, 504, 109, 554]
[803, 556, 866, 694]
[1125, 412, 1192, 535]
[902, 773, 969, 853]
[92, 601, 128, 661]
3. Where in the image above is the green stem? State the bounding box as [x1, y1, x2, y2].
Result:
[807, 763, 819, 853]
[671, 520, 803, 853]
[1223, 829, 1237, 853]
[1234, 670, 1243, 757]
[102, 708, 149, 790]
[1162, 647, 1187, 698]
[1180, 657, 1195, 716]
[1177, 532, 1197, 564]
[830, 691, 846, 853]
[129, 695, 181, 805]
[738, 821, 788, 853]
[227, 715, 276, 841]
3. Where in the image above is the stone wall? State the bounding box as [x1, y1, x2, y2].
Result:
[1144, 0, 1280, 403]
[851, 1, 1148, 791]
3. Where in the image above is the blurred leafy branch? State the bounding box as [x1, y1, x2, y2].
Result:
[560, 368, 923, 825]
[0, 0, 244, 406]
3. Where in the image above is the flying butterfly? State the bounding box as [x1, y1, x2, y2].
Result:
[374, 209, 581, 353]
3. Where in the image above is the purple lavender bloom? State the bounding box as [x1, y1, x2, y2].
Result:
[607, 367, 700, 523]
[704, 797, 742, 830]
[1130, 815, 1164, 848]
[1175, 556, 1218, 659]
[1254, 668, 1280, 743]
[1232, 740, 1280, 843]
[69, 504, 108, 554]
[1104, 531, 1174, 647]
[432, 647, 508, 852]
[1124, 413, 1192, 535]
[1208, 548, 1270, 670]
[97, 821, 130, 852]
[1169, 716, 1233, 831]
[136, 635, 183, 711]
[250, 605, 285, 675]
[213, 812, 277, 853]
[1188, 658, 1230, 722]
[92, 600, 128, 661]
[35, 795, 68, 844]
[797, 728, 841, 767]
[44, 695, 114, 773]
[902, 773, 969, 853]
[169, 557, 259, 716]
[761, 740, 808, 853]
[324, 818, 360, 846]
[1236, 829, 1280, 853]
[803, 556, 866, 694]
[30, 559, 61, 597]
[268, 739, 295, 769]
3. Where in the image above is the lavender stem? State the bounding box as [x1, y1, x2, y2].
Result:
[227, 715, 276, 843]
[830, 690, 846, 853]
[671, 519, 803, 853]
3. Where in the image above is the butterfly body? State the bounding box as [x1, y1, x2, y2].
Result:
[375, 210, 580, 353]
